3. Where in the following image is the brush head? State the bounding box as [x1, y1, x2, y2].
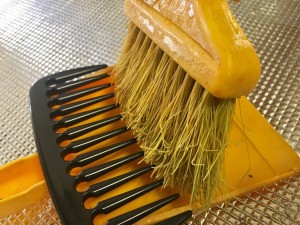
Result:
[115, 0, 260, 207]
[124, 0, 261, 98]
[114, 24, 236, 205]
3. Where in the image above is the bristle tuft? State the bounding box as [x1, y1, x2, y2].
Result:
[113, 23, 236, 206]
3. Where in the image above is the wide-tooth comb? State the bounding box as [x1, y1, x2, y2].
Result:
[30, 64, 192, 225]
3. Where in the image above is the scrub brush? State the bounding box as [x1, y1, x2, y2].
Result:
[113, 0, 260, 205]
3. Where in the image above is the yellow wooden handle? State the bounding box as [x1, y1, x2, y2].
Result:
[0, 153, 49, 219]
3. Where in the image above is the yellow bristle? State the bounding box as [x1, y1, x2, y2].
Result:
[113, 23, 236, 205]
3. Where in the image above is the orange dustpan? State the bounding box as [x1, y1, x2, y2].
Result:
[0, 66, 299, 224]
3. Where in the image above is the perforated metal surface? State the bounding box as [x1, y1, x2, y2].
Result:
[0, 0, 299, 224]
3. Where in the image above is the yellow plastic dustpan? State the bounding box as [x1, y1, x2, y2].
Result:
[0, 66, 299, 224]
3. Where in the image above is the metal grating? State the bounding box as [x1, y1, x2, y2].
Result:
[1, 198, 60, 225]
[0, 0, 299, 224]
[189, 174, 300, 225]
[231, 0, 300, 153]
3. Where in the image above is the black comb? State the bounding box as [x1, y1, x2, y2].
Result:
[30, 65, 192, 225]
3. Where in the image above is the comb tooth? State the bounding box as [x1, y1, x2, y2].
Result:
[154, 210, 193, 225]
[74, 151, 144, 185]
[50, 93, 114, 119]
[68, 139, 137, 169]
[57, 115, 122, 143]
[53, 104, 119, 130]
[47, 74, 110, 96]
[45, 64, 107, 85]
[82, 166, 153, 201]
[48, 83, 111, 107]
[106, 194, 179, 225]
[92, 179, 164, 215]
[62, 127, 128, 156]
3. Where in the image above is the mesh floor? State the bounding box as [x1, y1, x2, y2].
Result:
[0, 0, 299, 224]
